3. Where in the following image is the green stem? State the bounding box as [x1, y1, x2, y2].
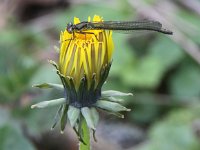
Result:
[79, 117, 90, 150]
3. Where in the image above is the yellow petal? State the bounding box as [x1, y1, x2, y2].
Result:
[58, 15, 113, 90]
[74, 17, 80, 24]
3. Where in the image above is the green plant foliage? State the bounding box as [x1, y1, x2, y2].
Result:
[137, 106, 200, 150]
[128, 93, 162, 124]
[120, 36, 184, 89]
[0, 125, 35, 150]
[169, 59, 200, 100]
[0, 25, 46, 103]
[0, 109, 34, 150]
[0, 50, 39, 103]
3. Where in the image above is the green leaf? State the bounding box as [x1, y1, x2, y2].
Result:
[137, 107, 200, 150]
[128, 93, 161, 124]
[120, 36, 183, 89]
[148, 36, 183, 69]
[0, 50, 38, 103]
[67, 106, 80, 127]
[169, 59, 200, 101]
[122, 57, 163, 88]
[0, 108, 10, 127]
[0, 125, 34, 150]
[21, 105, 59, 134]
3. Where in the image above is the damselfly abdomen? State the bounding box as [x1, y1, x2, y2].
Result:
[66, 20, 173, 35]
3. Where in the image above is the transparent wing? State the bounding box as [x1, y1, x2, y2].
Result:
[90, 20, 172, 35]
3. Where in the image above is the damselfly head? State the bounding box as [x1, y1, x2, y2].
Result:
[66, 22, 74, 34]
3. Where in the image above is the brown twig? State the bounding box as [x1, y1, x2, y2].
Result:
[128, 0, 200, 65]
[178, 0, 200, 16]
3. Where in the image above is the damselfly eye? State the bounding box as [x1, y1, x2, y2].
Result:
[67, 22, 73, 34]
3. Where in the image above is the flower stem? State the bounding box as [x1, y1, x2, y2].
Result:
[79, 116, 90, 150]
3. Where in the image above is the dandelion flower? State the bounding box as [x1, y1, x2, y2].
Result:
[32, 15, 132, 142]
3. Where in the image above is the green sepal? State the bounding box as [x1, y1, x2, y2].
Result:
[102, 90, 133, 97]
[58, 73, 70, 95]
[33, 83, 64, 91]
[68, 77, 77, 96]
[60, 104, 68, 133]
[67, 105, 80, 127]
[73, 126, 86, 144]
[102, 63, 112, 81]
[51, 105, 63, 129]
[92, 129, 97, 142]
[89, 73, 96, 91]
[97, 63, 111, 89]
[95, 100, 131, 112]
[101, 96, 124, 103]
[90, 107, 99, 128]
[31, 98, 66, 109]
[77, 76, 86, 101]
[81, 107, 98, 130]
[98, 108, 124, 118]
[48, 60, 58, 70]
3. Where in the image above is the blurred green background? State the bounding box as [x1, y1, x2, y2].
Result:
[0, 0, 200, 150]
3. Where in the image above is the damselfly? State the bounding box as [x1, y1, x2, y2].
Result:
[66, 20, 173, 36]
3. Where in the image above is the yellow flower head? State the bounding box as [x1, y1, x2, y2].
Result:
[58, 15, 114, 107]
